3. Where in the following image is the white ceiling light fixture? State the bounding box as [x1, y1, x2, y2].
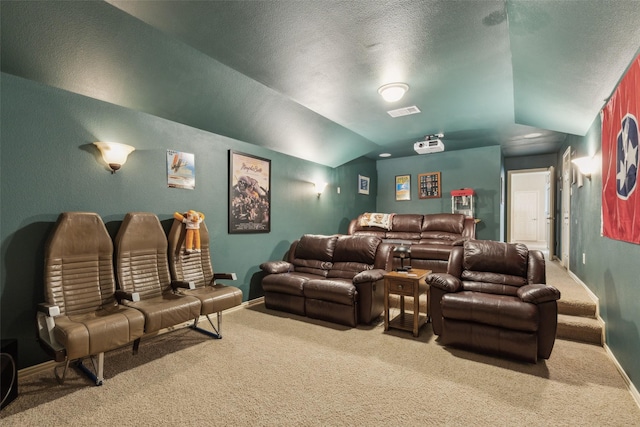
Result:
[378, 83, 409, 102]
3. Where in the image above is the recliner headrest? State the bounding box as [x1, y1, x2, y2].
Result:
[463, 240, 528, 277]
[333, 235, 380, 264]
[295, 234, 338, 262]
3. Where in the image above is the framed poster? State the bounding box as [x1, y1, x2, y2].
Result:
[418, 171, 441, 199]
[228, 150, 271, 233]
[358, 174, 370, 195]
[167, 150, 195, 190]
[395, 175, 411, 201]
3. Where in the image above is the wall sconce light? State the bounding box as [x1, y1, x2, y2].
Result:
[93, 142, 135, 174]
[314, 182, 327, 198]
[572, 156, 597, 180]
[378, 83, 409, 102]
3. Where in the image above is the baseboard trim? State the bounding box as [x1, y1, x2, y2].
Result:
[603, 343, 640, 409]
[567, 269, 600, 315]
[567, 269, 639, 409]
[18, 359, 57, 379]
[19, 297, 266, 379]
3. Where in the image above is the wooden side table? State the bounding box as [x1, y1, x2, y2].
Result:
[384, 269, 431, 337]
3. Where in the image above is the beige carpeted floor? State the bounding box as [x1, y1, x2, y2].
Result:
[2, 300, 639, 426]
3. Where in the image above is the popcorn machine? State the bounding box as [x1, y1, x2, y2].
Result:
[451, 188, 475, 218]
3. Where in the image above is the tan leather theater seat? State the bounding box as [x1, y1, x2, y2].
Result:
[37, 212, 145, 385]
[168, 217, 243, 338]
[114, 212, 201, 339]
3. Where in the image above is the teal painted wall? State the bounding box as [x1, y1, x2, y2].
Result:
[2, 71, 638, 396]
[375, 146, 502, 240]
[0, 73, 376, 368]
[561, 119, 640, 391]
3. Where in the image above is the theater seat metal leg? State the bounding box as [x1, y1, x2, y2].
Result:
[191, 313, 223, 339]
[54, 360, 70, 385]
[76, 353, 105, 386]
[132, 338, 140, 355]
[54, 352, 105, 386]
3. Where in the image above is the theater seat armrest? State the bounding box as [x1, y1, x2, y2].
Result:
[353, 269, 385, 284]
[172, 280, 196, 290]
[260, 261, 293, 274]
[517, 284, 561, 304]
[36, 309, 66, 362]
[115, 290, 141, 302]
[214, 273, 237, 281]
[37, 303, 60, 317]
[427, 273, 462, 293]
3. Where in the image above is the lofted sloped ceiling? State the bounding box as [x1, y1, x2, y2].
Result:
[2, 1, 640, 167]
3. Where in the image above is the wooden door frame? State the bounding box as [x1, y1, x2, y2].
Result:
[561, 147, 572, 268]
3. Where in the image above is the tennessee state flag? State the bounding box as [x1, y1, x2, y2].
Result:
[602, 55, 640, 244]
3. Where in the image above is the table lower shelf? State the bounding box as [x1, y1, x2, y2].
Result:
[387, 312, 428, 335]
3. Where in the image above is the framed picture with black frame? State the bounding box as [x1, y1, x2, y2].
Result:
[228, 150, 271, 233]
[418, 171, 441, 199]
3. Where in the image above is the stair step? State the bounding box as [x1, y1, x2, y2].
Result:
[557, 313, 603, 345]
[558, 298, 597, 318]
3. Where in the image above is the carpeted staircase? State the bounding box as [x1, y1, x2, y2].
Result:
[549, 261, 604, 345]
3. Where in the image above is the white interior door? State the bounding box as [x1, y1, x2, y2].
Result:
[546, 166, 556, 259]
[561, 148, 571, 267]
[508, 170, 550, 256]
[512, 190, 539, 241]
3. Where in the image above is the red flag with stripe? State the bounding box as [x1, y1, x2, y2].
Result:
[602, 55, 640, 244]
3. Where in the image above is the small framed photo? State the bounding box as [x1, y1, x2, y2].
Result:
[167, 150, 195, 190]
[358, 174, 370, 195]
[418, 171, 441, 199]
[395, 175, 411, 201]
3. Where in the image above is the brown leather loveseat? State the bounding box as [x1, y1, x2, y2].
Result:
[348, 213, 475, 272]
[260, 234, 392, 327]
[427, 239, 561, 362]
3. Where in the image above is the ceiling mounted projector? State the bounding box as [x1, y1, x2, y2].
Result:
[414, 134, 445, 154]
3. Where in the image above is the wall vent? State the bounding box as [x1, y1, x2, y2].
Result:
[387, 105, 421, 118]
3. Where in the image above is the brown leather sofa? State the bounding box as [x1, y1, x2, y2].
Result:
[427, 240, 561, 362]
[348, 213, 476, 272]
[260, 234, 392, 327]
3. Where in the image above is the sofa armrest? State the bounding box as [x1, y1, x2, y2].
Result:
[426, 273, 462, 293]
[452, 237, 468, 246]
[260, 261, 293, 274]
[353, 268, 385, 284]
[517, 284, 561, 304]
[115, 290, 141, 302]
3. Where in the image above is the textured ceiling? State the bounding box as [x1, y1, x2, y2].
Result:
[2, 1, 640, 167]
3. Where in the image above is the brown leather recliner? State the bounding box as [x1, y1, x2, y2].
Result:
[37, 212, 145, 385]
[167, 218, 243, 338]
[427, 240, 561, 362]
[114, 212, 201, 347]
